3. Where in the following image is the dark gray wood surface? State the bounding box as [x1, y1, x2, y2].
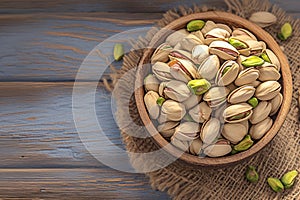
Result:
[0, 0, 299, 199]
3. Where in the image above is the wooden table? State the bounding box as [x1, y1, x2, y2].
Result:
[0, 0, 299, 199]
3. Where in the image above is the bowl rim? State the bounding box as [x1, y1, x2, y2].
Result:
[135, 11, 293, 166]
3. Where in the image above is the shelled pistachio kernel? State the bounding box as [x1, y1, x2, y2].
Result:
[113, 43, 124, 61]
[233, 135, 254, 152]
[187, 20, 205, 32]
[241, 56, 264, 67]
[267, 177, 284, 192]
[278, 22, 293, 41]
[281, 170, 298, 189]
[246, 166, 259, 183]
[248, 97, 259, 108]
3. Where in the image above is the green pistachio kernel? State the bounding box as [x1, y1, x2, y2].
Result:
[278, 22, 292, 41]
[267, 177, 284, 192]
[241, 56, 265, 67]
[228, 38, 248, 49]
[187, 20, 205, 32]
[222, 66, 231, 76]
[246, 166, 259, 183]
[233, 135, 254, 152]
[261, 52, 271, 63]
[113, 43, 124, 61]
[187, 79, 211, 95]
[156, 97, 166, 106]
[281, 170, 298, 189]
[248, 97, 259, 108]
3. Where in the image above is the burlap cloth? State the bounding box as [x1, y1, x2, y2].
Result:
[105, 0, 300, 199]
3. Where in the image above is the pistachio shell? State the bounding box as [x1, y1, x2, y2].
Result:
[171, 137, 190, 152]
[249, 117, 273, 140]
[227, 85, 255, 104]
[191, 30, 205, 43]
[269, 93, 283, 116]
[249, 101, 272, 124]
[200, 118, 221, 144]
[169, 58, 198, 83]
[189, 102, 212, 123]
[204, 28, 230, 45]
[152, 62, 173, 81]
[198, 55, 220, 80]
[247, 41, 266, 56]
[223, 103, 253, 123]
[203, 86, 230, 107]
[182, 94, 202, 110]
[180, 34, 203, 52]
[158, 82, 167, 98]
[157, 121, 180, 138]
[166, 29, 189, 47]
[234, 67, 260, 86]
[232, 28, 257, 41]
[240, 120, 249, 132]
[144, 91, 160, 119]
[151, 43, 172, 64]
[263, 49, 281, 71]
[189, 139, 203, 155]
[169, 49, 193, 62]
[222, 122, 248, 144]
[216, 23, 232, 34]
[201, 20, 218, 35]
[203, 139, 232, 157]
[192, 45, 209, 64]
[173, 122, 200, 141]
[257, 63, 281, 81]
[164, 80, 191, 102]
[209, 41, 240, 60]
[216, 60, 240, 86]
[144, 74, 160, 92]
[255, 81, 281, 100]
[161, 100, 186, 121]
[249, 12, 277, 28]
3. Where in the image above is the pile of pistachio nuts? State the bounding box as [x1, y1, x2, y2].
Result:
[143, 19, 283, 158]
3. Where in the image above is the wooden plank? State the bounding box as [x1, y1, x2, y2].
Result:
[0, 168, 170, 199]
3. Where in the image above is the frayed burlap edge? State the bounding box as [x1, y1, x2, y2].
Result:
[106, 0, 300, 199]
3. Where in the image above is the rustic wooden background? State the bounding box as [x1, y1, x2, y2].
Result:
[0, 0, 299, 199]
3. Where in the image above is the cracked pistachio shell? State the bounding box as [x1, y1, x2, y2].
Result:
[151, 43, 172, 64]
[204, 28, 230, 45]
[250, 101, 272, 124]
[234, 67, 260, 86]
[171, 136, 190, 152]
[191, 30, 205, 43]
[173, 122, 200, 141]
[249, 12, 277, 28]
[189, 102, 212, 123]
[198, 55, 220, 80]
[203, 139, 232, 157]
[216, 60, 240, 86]
[250, 117, 273, 140]
[232, 28, 257, 41]
[144, 74, 160, 92]
[257, 63, 281, 81]
[166, 29, 189, 47]
[169, 49, 193, 62]
[152, 62, 173, 81]
[164, 80, 191, 102]
[161, 100, 186, 121]
[158, 82, 167, 98]
[222, 122, 247, 144]
[201, 20, 218, 35]
[247, 40, 266, 56]
[187, 79, 211, 95]
[241, 55, 265, 67]
[187, 20, 205, 32]
[281, 170, 298, 189]
[223, 103, 253, 123]
[216, 23, 232, 34]
[269, 93, 283, 116]
[227, 85, 255, 104]
[157, 121, 180, 138]
[262, 49, 281, 71]
[182, 94, 202, 110]
[200, 118, 221, 144]
[209, 41, 240, 60]
[169, 58, 199, 83]
[180, 34, 203, 52]
[255, 81, 281, 100]
[144, 91, 160, 119]
[203, 86, 230, 107]
[189, 139, 203, 156]
[192, 45, 209, 64]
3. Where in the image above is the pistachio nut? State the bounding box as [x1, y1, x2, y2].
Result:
[249, 12, 277, 28]
[182, 94, 202, 110]
[261, 49, 280, 71]
[255, 81, 281, 100]
[144, 74, 160, 92]
[192, 45, 209, 64]
[233, 135, 254, 152]
[173, 122, 200, 142]
[222, 122, 247, 144]
[249, 117, 273, 140]
[171, 136, 190, 152]
[198, 55, 220, 80]
[257, 63, 281, 81]
[227, 85, 255, 104]
[152, 62, 173, 81]
[201, 20, 218, 35]
[209, 41, 240, 60]
[144, 91, 160, 119]
[204, 28, 230, 45]
[216, 23, 232, 34]
[187, 20, 205, 32]
[200, 118, 221, 144]
[215, 60, 239, 86]
[166, 29, 189, 47]
[189, 139, 203, 156]
[158, 82, 167, 98]
[187, 79, 211, 95]
[180, 34, 203, 52]
[169, 49, 193, 62]
[247, 40, 266, 56]
[241, 55, 265, 67]
[169, 58, 198, 83]
[247, 80, 261, 88]
[203, 86, 230, 107]
[269, 93, 283, 116]
[278, 22, 293, 41]
[248, 97, 259, 108]
[281, 170, 298, 189]
[228, 36, 250, 55]
[151, 43, 172, 64]
[156, 97, 165, 106]
[157, 121, 180, 138]
[232, 28, 257, 41]
[223, 103, 253, 123]
[191, 30, 205, 43]
[246, 166, 259, 183]
[189, 101, 212, 123]
[240, 120, 249, 132]
[164, 80, 191, 102]
[113, 43, 124, 61]
[267, 177, 284, 193]
[203, 139, 232, 157]
[161, 100, 186, 121]
[234, 67, 260, 86]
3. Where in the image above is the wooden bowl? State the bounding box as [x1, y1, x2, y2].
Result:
[135, 11, 292, 167]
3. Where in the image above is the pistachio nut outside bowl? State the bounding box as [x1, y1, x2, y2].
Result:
[135, 11, 292, 167]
